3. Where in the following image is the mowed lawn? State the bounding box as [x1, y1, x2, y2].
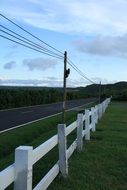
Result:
[49, 101, 127, 190]
[0, 101, 127, 190]
[0, 102, 95, 189]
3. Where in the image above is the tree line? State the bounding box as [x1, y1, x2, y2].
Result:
[2, 81, 126, 110]
[0, 87, 89, 110]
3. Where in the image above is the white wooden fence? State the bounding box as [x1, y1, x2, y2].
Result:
[0, 98, 111, 190]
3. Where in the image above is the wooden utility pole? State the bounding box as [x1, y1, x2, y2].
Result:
[62, 51, 67, 123]
[99, 81, 101, 103]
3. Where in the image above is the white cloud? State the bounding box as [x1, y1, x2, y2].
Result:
[4, 61, 16, 69]
[0, 77, 117, 87]
[73, 35, 127, 59]
[23, 57, 58, 71]
[0, 78, 62, 87]
[1, 0, 127, 35]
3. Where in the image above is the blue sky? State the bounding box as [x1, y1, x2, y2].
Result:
[1, 0, 127, 87]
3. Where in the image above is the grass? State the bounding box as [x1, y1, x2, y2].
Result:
[2, 101, 127, 190]
[0, 102, 95, 189]
[48, 101, 127, 190]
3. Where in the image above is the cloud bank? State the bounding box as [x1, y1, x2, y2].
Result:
[4, 61, 16, 69]
[0, 78, 61, 87]
[23, 58, 58, 71]
[73, 35, 127, 58]
[0, 77, 116, 87]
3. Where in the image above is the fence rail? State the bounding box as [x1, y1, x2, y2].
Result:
[0, 98, 111, 190]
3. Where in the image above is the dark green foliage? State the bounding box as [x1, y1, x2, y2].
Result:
[77, 81, 127, 101]
[0, 87, 63, 109]
[0, 86, 88, 110]
[1, 81, 127, 110]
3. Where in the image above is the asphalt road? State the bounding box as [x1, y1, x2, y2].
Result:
[0, 98, 97, 132]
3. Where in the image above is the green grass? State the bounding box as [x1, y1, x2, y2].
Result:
[0, 102, 95, 189]
[48, 101, 127, 190]
[2, 101, 127, 190]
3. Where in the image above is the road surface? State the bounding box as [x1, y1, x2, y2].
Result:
[0, 98, 97, 132]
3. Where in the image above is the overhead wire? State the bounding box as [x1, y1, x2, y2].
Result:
[0, 27, 63, 59]
[67, 58, 97, 84]
[0, 25, 64, 58]
[0, 34, 63, 59]
[0, 13, 64, 56]
[0, 13, 98, 85]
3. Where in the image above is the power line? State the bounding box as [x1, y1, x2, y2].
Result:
[68, 58, 96, 84]
[0, 25, 64, 58]
[68, 61, 95, 84]
[0, 34, 63, 60]
[67, 59, 97, 84]
[0, 13, 64, 56]
[0, 13, 98, 86]
[0, 28, 63, 59]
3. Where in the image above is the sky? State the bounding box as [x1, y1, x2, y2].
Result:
[1, 0, 127, 87]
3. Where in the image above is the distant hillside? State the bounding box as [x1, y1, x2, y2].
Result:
[1, 81, 127, 94]
[77, 81, 127, 100]
[0, 81, 127, 109]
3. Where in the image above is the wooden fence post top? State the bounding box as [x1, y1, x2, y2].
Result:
[85, 109, 89, 113]
[91, 107, 94, 111]
[15, 146, 33, 151]
[57, 124, 68, 178]
[85, 109, 90, 140]
[77, 113, 83, 121]
[77, 113, 83, 152]
[14, 146, 33, 190]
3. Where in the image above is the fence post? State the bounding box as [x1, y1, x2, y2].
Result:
[77, 113, 83, 152]
[105, 100, 107, 112]
[102, 102, 104, 115]
[14, 146, 33, 190]
[95, 105, 98, 124]
[85, 109, 90, 140]
[103, 101, 105, 113]
[103, 101, 106, 114]
[97, 104, 99, 120]
[106, 99, 108, 109]
[101, 103, 103, 117]
[58, 124, 68, 178]
[91, 107, 96, 132]
[98, 104, 102, 120]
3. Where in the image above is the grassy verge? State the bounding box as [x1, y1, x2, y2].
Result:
[48, 101, 127, 190]
[0, 102, 95, 189]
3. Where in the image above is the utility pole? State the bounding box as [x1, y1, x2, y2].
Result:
[99, 81, 101, 103]
[62, 51, 70, 123]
